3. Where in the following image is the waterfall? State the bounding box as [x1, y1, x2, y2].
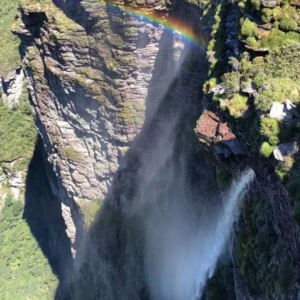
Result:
[65, 15, 255, 300]
[142, 168, 254, 300]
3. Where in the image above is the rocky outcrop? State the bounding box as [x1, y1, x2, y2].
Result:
[273, 142, 299, 161]
[1, 67, 24, 107]
[14, 0, 207, 259]
[260, 0, 277, 8]
[196, 110, 245, 157]
[15, 1, 173, 204]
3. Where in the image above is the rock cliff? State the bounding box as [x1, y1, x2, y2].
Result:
[3, 0, 300, 298]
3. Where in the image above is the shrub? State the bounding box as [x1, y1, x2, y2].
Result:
[241, 18, 258, 38]
[260, 28, 300, 49]
[255, 77, 299, 112]
[261, 8, 274, 23]
[221, 72, 240, 93]
[279, 18, 298, 31]
[246, 36, 260, 48]
[260, 118, 280, 145]
[251, 0, 260, 10]
[260, 142, 274, 157]
[228, 94, 248, 118]
[280, 156, 295, 172]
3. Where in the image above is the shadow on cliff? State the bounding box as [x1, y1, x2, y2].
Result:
[51, 1, 221, 299]
[23, 137, 73, 283]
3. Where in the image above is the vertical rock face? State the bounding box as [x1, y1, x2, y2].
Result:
[15, 0, 206, 257]
[15, 0, 175, 203]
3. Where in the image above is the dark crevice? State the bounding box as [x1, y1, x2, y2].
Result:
[23, 136, 73, 281]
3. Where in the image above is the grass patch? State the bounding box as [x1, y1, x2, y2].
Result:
[79, 198, 103, 229]
[0, 0, 21, 75]
[62, 146, 84, 162]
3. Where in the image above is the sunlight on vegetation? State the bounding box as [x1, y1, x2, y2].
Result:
[0, 91, 37, 166]
[0, 0, 21, 75]
[0, 197, 58, 300]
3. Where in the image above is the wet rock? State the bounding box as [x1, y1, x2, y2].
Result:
[196, 110, 245, 157]
[273, 143, 298, 161]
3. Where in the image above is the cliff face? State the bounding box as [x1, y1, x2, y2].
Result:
[15, 0, 169, 256]
[8, 0, 300, 299]
[197, 0, 300, 298]
[16, 0, 209, 274]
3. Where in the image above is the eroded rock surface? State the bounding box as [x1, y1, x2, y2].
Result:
[196, 110, 245, 157]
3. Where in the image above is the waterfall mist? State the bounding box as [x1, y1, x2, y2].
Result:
[142, 169, 254, 300]
[61, 13, 255, 300]
[130, 106, 254, 300]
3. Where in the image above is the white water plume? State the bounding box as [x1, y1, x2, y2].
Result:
[143, 168, 255, 300]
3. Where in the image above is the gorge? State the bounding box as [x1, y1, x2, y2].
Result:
[0, 0, 300, 299]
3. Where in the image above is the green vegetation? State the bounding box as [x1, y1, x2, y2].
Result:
[63, 146, 84, 162]
[261, 8, 274, 23]
[260, 142, 274, 157]
[260, 28, 300, 49]
[255, 77, 299, 111]
[0, 91, 37, 164]
[228, 94, 248, 118]
[0, 0, 20, 75]
[0, 197, 58, 299]
[260, 118, 279, 145]
[279, 18, 298, 31]
[237, 195, 293, 297]
[206, 2, 229, 79]
[241, 18, 258, 38]
[221, 72, 240, 94]
[79, 198, 102, 229]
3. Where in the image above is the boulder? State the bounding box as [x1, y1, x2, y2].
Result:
[269, 100, 300, 121]
[212, 85, 225, 95]
[273, 143, 298, 161]
[196, 110, 219, 142]
[269, 102, 293, 121]
[196, 110, 246, 157]
[260, 0, 277, 8]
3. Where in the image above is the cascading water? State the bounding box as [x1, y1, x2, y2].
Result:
[63, 4, 255, 299]
[132, 114, 255, 300]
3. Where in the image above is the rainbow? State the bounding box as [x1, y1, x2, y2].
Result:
[105, 1, 207, 48]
